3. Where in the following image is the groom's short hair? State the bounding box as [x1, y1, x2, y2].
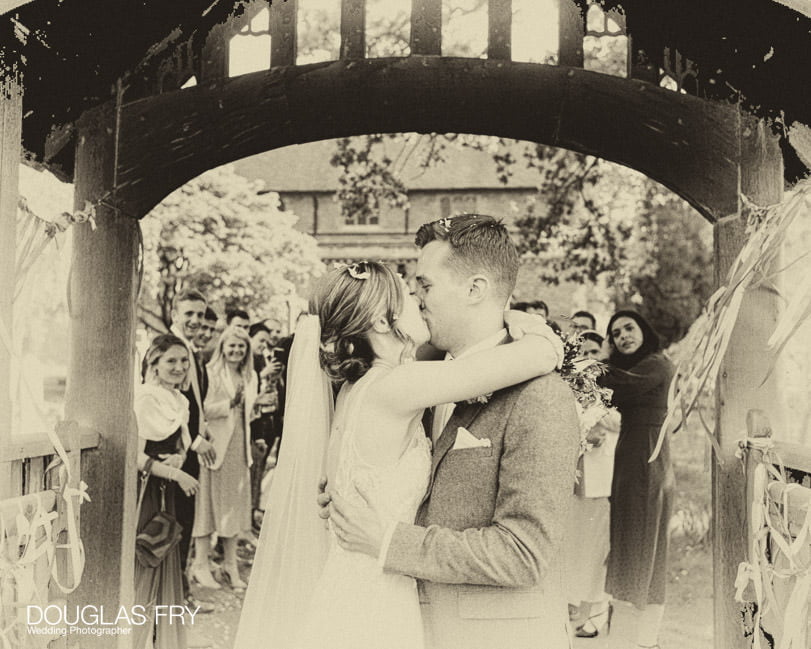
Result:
[415, 213, 519, 301]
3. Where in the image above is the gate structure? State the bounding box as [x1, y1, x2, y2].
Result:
[1, 1, 810, 647]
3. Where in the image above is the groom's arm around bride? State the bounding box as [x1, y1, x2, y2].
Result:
[333, 371, 579, 649]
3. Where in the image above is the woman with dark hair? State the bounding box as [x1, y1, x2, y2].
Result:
[599, 310, 675, 649]
[134, 334, 200, 649]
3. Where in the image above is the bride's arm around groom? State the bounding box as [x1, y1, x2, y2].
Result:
[333, 371, 579, 649]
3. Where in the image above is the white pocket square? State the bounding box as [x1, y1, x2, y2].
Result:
[452, 427, 492, 450]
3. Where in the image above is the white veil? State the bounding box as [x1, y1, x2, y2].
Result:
[233, 315, 334, 648]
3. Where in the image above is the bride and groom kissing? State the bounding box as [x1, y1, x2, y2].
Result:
[234, 214, 580, 649]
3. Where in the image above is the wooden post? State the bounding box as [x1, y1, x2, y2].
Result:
[487, 0, 511, 61]
[64, 100, 140, 649]
[411, 0, 441, 55]
[340, 0, 366, 60]
[270, 0, 297, 67]
[713, 115, 784, 649]
[0, 70, 21, 505]
[557, 0, 584, 68]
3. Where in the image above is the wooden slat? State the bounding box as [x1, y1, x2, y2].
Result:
[270, 0, 298, 67]
[340, 0, 366, 60]
[65, 100, 141, 647]
[0, 428, 100, 462]
[712, 117, 783, 649]
[0, 70, 21, 454]
[198, 20, 231, 81]
[558, 0, 584, 67]
[411, 0, 441, 55]
[114, 58, 738, 222]
[771, 441, 811, 475]
[487, 0, 511, 61]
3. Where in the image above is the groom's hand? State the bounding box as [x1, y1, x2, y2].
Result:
[330, 487, 385, 558]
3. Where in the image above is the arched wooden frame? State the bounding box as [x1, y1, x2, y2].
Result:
[114, 56, 740, 221]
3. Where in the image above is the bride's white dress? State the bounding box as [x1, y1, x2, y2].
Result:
[298, 367, 432, 649]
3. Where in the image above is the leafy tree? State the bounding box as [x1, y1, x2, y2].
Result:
[139, 165, 323, 329]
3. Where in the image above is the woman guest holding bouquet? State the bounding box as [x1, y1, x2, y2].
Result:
[134, 334, 200, 649]
[599, 311, 675, 649]
[191, 326, 256, 590]
[565, 330, 620, 638]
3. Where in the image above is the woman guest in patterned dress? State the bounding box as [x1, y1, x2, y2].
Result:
[190, 326, 256, 590]
[134, 334, 200, 649]
[598, 311, 675, 649]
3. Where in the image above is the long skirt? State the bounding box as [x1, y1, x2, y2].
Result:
[564, 495, 610, 604]
[193, 423, 251, 538]
[134, 477, 187, 649]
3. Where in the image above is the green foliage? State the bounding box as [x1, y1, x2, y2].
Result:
[139, 165, 323, 328]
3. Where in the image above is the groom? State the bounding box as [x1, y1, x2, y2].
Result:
[330, 214, 580, 649]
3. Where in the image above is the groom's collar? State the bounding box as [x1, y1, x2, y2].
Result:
[446, 328, 507, 361]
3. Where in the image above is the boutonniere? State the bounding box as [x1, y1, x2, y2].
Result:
[465, 392, 492, 405]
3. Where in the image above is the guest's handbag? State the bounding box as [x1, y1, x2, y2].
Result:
[135, 458, 184, 568]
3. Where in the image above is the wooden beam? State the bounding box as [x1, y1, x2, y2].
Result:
[65, 99, 140, 649]
[113, 58, 738, 221]
[558, 0, 584, 67]
[713, 115, 783, 649]
[340, 0, 366, 60]
[0, 70, 21, 452]
[487, 0, 511, 61]
[0, 427, 100, 462]
[411, 0, 441, 55]
[270, 0, 297, 67]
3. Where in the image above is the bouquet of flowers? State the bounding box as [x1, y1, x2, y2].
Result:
[556, 331, 614, 457]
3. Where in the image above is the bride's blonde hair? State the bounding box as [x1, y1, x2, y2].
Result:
[311, 261, 414, 383]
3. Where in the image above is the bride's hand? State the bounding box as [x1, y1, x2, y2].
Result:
[317, 476, 332, 521]
[503, 310, 564, 368]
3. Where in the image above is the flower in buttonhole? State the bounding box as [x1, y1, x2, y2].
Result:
[465, 392, 493, 406]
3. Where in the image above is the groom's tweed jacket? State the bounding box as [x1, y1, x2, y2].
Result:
[384, 373, 579, 649]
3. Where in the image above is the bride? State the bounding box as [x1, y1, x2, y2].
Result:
[234, 261, 561, 649]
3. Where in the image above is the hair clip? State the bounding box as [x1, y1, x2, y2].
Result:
[437, 217, 453, 232]
[335, 261, 371, 280]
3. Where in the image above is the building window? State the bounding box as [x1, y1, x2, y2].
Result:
[345, 210, 379, 226]
[440, 194, 477, 218]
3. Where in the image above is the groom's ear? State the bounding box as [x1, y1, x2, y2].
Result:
[467, 275, 490, 304]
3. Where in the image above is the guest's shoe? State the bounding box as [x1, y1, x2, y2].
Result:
[575, 603, 613, 638]
[190, 565, 221, 590]
[222, 563, 247, 590]
[184, 596, 215, 614]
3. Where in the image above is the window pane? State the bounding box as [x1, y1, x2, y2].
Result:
[442, 0, 488, 58]
[367, 0, 410, 57]
[229, 9, 271, 77]
[298, 0, 341, 64]
[512, 0, 558, 64]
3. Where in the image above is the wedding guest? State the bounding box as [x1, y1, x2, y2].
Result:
[599, 311, 675, 649]
[168, 290, 217, 611]
[191, 325, 256, 590]
[196, 307, 219, 362]
[565, 330, 619, 638]
[248, 322, 282, 527]
[526, 300, 549, 319]
[571, 310, 597, 333]
[226, 308, 251, 333]
[134, 334, 200, 649]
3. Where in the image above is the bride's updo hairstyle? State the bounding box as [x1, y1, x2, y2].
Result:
[311, 261, 409, 383]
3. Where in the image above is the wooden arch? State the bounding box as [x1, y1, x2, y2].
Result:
[115, 57, 739, 221]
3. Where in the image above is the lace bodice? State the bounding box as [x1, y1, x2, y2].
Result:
[330, 367, 432, 530]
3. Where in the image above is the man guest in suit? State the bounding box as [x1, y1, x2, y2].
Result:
[168, 289, 218, 606]
[331, 214, 580, 649]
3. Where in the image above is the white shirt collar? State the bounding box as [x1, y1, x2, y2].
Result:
[170, 324, 194, 351]
[448, 328, 508, 361]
